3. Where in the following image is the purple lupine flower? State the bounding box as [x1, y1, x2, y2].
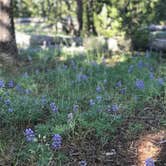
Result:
[158, 78, 164, 86]
[138, 60, 144, 68]
[24, 128, 35, 142]
[96, 86, 101, 93]
[0, 80, 5, 88]
[116, 80, 122, 87]
[73, 104, 79, 112]
[4, 99, 10, 105]
[25, 89, 31, 94]
[111, 104, 119, 112]
[77, 74, 88, 82]
[63, 64, 68, 69]
[79, 160, 87, 166]
[89, 99, 95, 106]
[52, 134, 62, 150]
[149, 72, 154, 80]
[145, 158, 155, 166]
[8, 108, 13, 112]
[7, 80, 14, 88]
[96, 96, 102, 102]
[41, 96, 47, 105]
[120, 88, 126, 95]
[50, 102, 58, 113]
[128, 65, 134, 73]
[135, 80, 144, 89]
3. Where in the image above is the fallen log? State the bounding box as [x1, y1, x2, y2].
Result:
[151, 39, 166, 51]
[149, 25, 166, 31]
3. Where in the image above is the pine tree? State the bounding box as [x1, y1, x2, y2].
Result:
[0, 0, 18, 65]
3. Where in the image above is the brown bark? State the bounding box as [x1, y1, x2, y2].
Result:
[76, 0, 83, 36]
[0, 0, 18, 65]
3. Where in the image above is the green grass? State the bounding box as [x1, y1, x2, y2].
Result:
[0, 49, 166, 165]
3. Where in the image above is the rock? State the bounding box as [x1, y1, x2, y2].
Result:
[15, 17, 46, 24]
[149, 24, 166, 31]
[30, 35, 55, 45]
[83, 36, 107, 52]
[15, 32, 31, 47]
[107, 38, 119, 52]
[151, 39, 166, 51]
[16, 32, 55, 47]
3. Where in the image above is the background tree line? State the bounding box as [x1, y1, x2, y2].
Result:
[0, 0, 165, 66]
[13, 0, 166, 37]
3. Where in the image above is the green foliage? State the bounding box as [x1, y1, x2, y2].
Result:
[131, 29, 150, 51]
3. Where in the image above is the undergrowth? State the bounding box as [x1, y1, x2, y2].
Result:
[0, 49, 165, 165]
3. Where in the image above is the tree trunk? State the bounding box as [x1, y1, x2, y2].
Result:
[82, 0, 97, 36]
[76, 0, 83, 36]
[0, 0, 18, 66]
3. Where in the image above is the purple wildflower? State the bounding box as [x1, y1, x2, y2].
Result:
[96, 85, 101, 93]
[145, 158, 155, 166]
[41, 96, 47, 105]
[79, 160, 87, 166]
[8, 108, 13, 112]
[96, 96, 102, 102]
[111, 104, 119, 112]
[138, 60, 144, 68]
[0, 80, 5, 88]
[116, 80, 122, 87]
[120, 88, 126, 95]
[158, 78, 164, 86]
[63, 64, 67, 69]
[50, 102, 58, 113]
[24, 128, 35, 142]
[77, 74, 88, 82]
[149, 72, 154, 79]
[25, 89, 31, 94]
[135, 80, 144, 89]
[7, 80, 14, 88]
[4, 99, 10, 106]
[52, 134, 62, 150]
[73, 104, 79, 112]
